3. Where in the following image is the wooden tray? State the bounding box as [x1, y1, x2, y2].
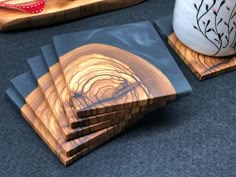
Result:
[0, 0, 144, 31]
[154, 16, 236, 80]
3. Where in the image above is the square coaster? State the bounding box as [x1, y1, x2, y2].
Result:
[53, 21, 191, 117]
[154, 15, 236, 80]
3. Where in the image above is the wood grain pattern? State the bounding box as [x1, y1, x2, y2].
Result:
[28, 56, 135, 140]
[41, 55, 127, 129]
[20, 101, 164, 165]
[24, 86, 129, 157]
[23, 81, 133, 141]
[60, 43, 176, 117]
[11, 70, 175, 158]
[168, 33, 236, 80]
[8, 85, 168, 165]
[11, 70, 173, 156]
[0, 0, 35, 5]
[23, 73, 173, 141]
[20, 103, 122, 166]
[0, 0, 144, 31]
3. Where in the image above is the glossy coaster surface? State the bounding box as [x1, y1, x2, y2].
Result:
[53, 21, 192, 117]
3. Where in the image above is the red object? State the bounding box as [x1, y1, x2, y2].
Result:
[0, 0, 45, 14]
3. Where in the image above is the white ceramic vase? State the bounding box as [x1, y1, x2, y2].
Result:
[173, 0, 236, 57]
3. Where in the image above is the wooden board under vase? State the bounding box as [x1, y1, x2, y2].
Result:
[154, 15, 236, 80]
[0, 0, 144, 31]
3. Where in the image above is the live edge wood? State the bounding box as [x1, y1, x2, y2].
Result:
[60, 43, 176, 117]
[168, 33, 236, 80]
[0, 0, 144, 31]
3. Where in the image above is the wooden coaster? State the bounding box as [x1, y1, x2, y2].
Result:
[59, 43, 177, 117]
[154, 15, 236, 80]
[6, 85, 164, 166]
[0, 0, 144, 31]
[53, 21, 192, 117]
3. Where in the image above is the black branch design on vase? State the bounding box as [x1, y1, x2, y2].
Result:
[193, 0, 236, 56]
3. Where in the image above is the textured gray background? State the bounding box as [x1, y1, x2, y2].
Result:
[0, 0, 235, 176]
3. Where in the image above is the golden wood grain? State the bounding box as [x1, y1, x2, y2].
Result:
[60, 43, 176, 117]
[46, 55, 137, 129]
[21, 94, 168, 165]
[24, 77, 173, 158]
[26, 81, 136, 142]
[168, 33, 236, 80]
[21, 104, 120, 166]
[19, 43, 177, 165]
[25, 87, 116, 157]
[28, 73, 173, 142]
[0, 0, 144, 31]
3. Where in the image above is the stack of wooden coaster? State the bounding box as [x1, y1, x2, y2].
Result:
[6, 21, 192, 166]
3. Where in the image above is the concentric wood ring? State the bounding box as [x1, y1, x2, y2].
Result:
[60, 43, 176, 117]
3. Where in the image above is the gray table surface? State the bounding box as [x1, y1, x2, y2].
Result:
[0, 0, 235, 176]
